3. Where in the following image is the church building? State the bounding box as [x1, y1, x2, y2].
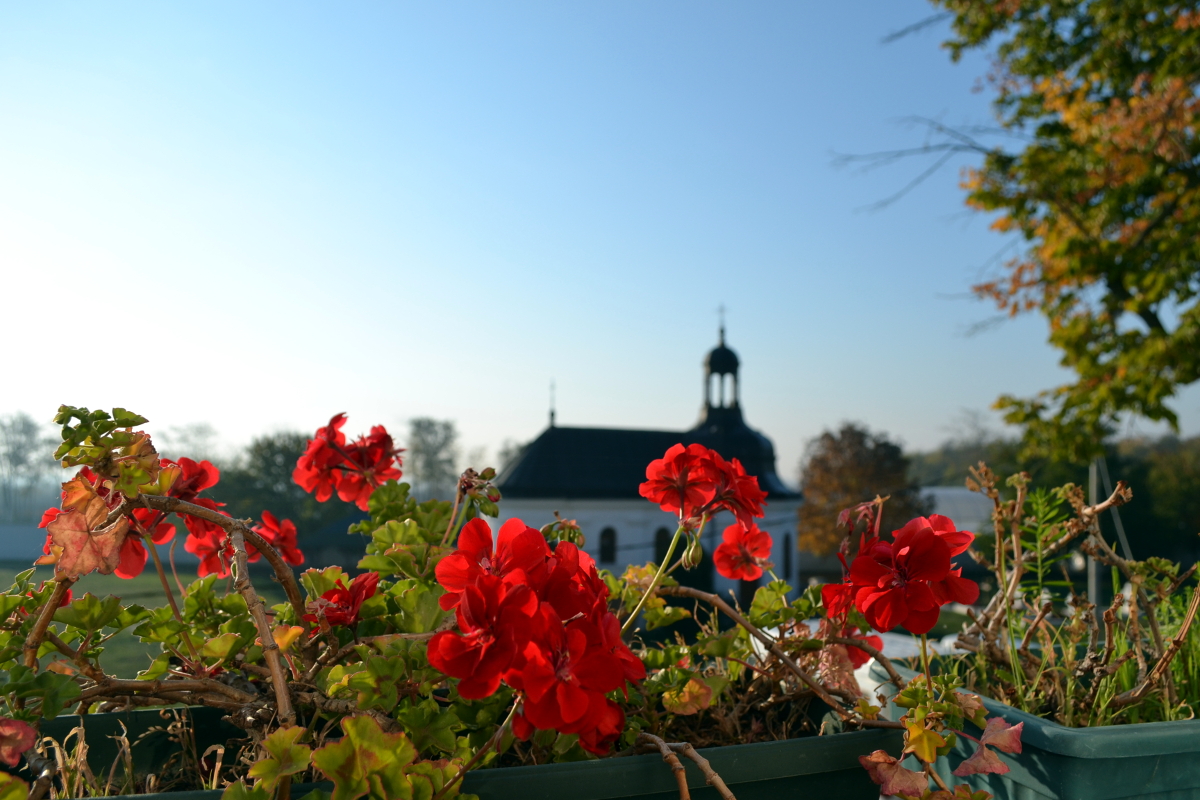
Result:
[494, 331, 803, 606]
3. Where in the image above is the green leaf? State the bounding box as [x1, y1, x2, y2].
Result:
[302, 567, 350, 600]
[134, 607, 186, 645]
[749, 580, 794, 628]
[388, 581, 447, 634]
[221, 780, 270, 800]
[248, 726, 312, 793]
[311, 715, 417, 800]
[137, 653, 171, 680]
[106, 604, 150, 631]
[202, 633, 243, 665]
[0, 773, 28, 800]
[343, 658, 409, 713]
[111, 408, 148, 427]
[53, 593, 125, 632]
[394, 699, 459, 755]
[643, 606, 690, 630]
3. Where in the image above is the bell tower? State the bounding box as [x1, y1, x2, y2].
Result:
[704, 324, 740, 411]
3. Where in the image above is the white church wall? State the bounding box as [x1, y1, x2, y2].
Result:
[495, 497, 802, 599]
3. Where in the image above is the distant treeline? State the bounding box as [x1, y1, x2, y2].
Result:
[909, 433, 1200, 563]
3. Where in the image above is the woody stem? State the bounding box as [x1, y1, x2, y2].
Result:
[621, 521, 688, 637]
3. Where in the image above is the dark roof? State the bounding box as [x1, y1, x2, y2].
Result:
[705, 344, 739, 375]
[497, 410, 800, 502]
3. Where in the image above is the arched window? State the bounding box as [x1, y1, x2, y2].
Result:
[783, 533, 792, 580]
[655, 527, 672, 563]
[599, 528, 617, 564]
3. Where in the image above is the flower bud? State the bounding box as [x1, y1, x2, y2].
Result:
[683, 536, 703, 569]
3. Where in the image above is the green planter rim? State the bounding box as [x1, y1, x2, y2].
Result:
[869, 661, 1200, 759]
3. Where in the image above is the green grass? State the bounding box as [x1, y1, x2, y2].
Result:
[0, 561, 287, 679]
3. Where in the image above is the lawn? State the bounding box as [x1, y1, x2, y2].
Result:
[0, 561, 288, 679]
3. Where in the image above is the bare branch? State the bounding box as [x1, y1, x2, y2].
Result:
[658, 585, 853, 720]
[880, 11, 952, 43]
[636, 733, 691, 800]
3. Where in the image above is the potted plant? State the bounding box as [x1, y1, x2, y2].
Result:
[2, 406, 1021, 800]
[850, 465, 1200, 800]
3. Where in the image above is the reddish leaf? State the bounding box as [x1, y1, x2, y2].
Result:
[858, 749, 928, 798]
[0, 719, 36, 767]
[980, 717, 1023, 754]
[952, 744, 1009, 777]
[46, 510, 130, 579]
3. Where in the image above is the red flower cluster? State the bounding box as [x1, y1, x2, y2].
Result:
[303, 572, 380, 630]
[427, 518, 645, 755]
[832, 514, 980, 635]
[639, 443, 767, 523]
[293, 414, 403, 511]
[640, 444, 772, 582]
[254, 511, 304, 566]
[38, 456, 305, 581]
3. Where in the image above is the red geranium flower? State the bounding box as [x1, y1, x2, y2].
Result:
[184, 528, 261, 578]
[889, 515, 980, 608]
[707, 452, 768, 525]
[435, 518, 551, 610]
[506, 605, 626, 736]
[427, 575, 539, 699]
[849, 525, 952, 634]
[842, 625, 885, 669]
[293, 415, 403, 511]
[587, 600, 647, 689]
[539, 541, 608, 621]
[822, 582, 855, 621]
[713, 522, 773, 581]
[639, 443, 716, 519]
[253, 510, 304, 566]
[303, 572, 380, 629]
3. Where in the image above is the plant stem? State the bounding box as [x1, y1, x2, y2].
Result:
[146, 538, 201, 662]
[659, 584, 855, 721]
[441, 484, 466, 546]
[229, 526, 296, 726]
[433, 699, 519, 800]
[920, 633, 934, 700]
[621, 521, 688, 636]
[23, 577, 76, 669]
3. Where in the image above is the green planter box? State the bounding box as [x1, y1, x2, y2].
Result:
[18, 707, 902, 800]
[870, 662, 1200, 800]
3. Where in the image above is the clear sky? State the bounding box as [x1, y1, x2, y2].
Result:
[3, 1, 1197, 482]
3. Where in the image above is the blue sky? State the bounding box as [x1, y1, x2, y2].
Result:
[3, 1, 1196, 481]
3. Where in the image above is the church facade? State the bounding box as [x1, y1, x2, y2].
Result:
[494, 331, 803, 605]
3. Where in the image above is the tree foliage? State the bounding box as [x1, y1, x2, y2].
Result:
[910, 429, 1200, 560]
[932, 0, 1200, 461]
[218, 432, 356, 534]
[405, 418, 459, 500]
[798, 424, 932, 556]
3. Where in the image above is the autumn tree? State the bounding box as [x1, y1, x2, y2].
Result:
[798, 423, 932, 557]
[927, 0, 1200, 461]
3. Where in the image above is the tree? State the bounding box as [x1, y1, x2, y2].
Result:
[798, 423, 932, 557]
[0, 412, 57, 523]
[406, 418, 460, 500]
[219, 432, 356, 534]
[930, 0, 1200, 461]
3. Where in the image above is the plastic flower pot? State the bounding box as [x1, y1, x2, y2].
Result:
[20, 706, 902, 800]
[870, 662, 1200, 800]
